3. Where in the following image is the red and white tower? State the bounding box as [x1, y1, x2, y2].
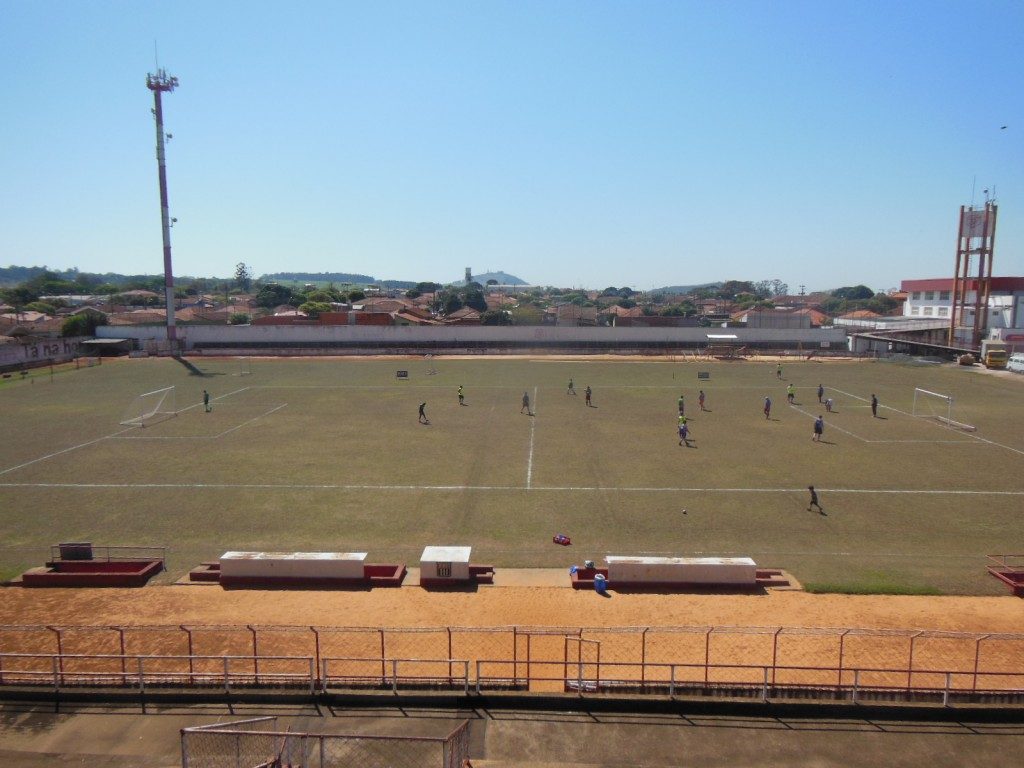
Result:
[949, 201, 998, 349]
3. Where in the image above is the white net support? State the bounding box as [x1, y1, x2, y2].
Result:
[912, 387, 976, 432]
[120, 385, 177, 427]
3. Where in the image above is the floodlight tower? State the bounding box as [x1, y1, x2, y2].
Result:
[146, 69, 179, 346]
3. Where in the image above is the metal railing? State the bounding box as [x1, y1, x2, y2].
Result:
[2, 650, 1021, 706]
[322, 657, 470, 693]
[47, 544, 168, 563]
[0, 653, 315, 694]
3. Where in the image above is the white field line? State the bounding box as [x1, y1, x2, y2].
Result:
[789, 403, 976, 445]
[789, 405, 869, 442]
[831, 387, 1024, 457]
[175, 386, 251, 415]
[0, 386, 255, 473]
[109, 403, 288, 440]
[1, 482, 1022, 496]
[0, 428, 136, 477]
[526, 386, 537, 488]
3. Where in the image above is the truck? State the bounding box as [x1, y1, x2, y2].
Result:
[981, 340, 1009, 370]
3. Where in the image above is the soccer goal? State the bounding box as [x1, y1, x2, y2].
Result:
[120, 385, 177, 427]
[912, 387, 976, 431]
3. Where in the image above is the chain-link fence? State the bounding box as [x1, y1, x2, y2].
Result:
[181, 718, 471, 768]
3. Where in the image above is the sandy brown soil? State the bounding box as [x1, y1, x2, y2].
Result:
[2, 586, 1022, 633]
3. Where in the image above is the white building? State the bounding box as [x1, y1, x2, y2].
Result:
[901, 277, 1024, 347]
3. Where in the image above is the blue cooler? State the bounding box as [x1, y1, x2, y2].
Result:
[594, 574, 607, 594]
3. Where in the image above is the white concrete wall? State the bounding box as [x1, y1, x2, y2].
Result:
[606, 556, 757, 585]
[219, 551, 366, 579]
[0, 337, 87, 368]
[97, 324, 847, 348]
[420, 560, 470, 580]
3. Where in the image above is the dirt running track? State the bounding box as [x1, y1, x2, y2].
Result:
[2, 588, 1023, 691]
[2, 586, 1023, 633]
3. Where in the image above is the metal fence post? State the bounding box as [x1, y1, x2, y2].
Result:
[852, 669, 859, 704]
[309, 658, 315, 696]
[463, 661, 469, 695]
[476, 660, 481, 694]
[249, 625, 259, 685]
[669, 665, 675, 698]
[312, 627, 321, 688]
[762, 666, 769, 702]
[138, 657, 145, 695]
[943, 672, 951, 707]
[52, 656, 59, 693]
[392, 658, 398, 693]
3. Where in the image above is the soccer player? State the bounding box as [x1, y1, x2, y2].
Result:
[698, 390, 706, 411]
[678, 415, 691, 446]
[817, 384, 824, 403]
[807, 485, 824, 514]
[776, 363, 783, 380]
[203, 390, 211, 413]
[824, 397, 834, 413]
[418, 402, 428, 424]
[786, 383, 795, 404]
[567, 378, 576, 395]
[677, 394, 685, 415]
[585, 386, 592, 407]
[521, 391, 531, 415]
[812, 415, 824, 442]
[871, 393, 879, 417]
[763, 396, 772, 419]
[458, 385, 465, 405]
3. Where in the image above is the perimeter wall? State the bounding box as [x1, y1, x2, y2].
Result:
[95, 325, 849, 354]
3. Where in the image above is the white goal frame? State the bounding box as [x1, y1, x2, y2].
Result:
[120, 385, 177, 427]
[912, 387, 976, 432]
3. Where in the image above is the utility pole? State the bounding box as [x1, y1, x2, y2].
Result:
[146, 69, 179, 347]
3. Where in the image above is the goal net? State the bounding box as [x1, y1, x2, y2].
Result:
[120, 385, 177, 427]
[912, 388, 976, 431]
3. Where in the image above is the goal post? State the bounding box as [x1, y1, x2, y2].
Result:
[911, 387, 976, 432]
[120, 385, 177, 427]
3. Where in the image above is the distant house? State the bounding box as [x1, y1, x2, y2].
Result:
[544, 305, 597, 326]
[833, 309, 883, 329]
[792, 308, 831, 327]
[106, 310, 167, 326]
[734, 309, 812, 329]
[445, 307, 482, 325]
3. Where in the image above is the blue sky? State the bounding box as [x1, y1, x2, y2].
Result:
[1, 1, 1021, 292]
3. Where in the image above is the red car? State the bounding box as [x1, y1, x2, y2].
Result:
[553, 534, 572, 546]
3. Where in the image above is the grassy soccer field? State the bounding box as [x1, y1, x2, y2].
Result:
[1, 355, 1022, 594]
